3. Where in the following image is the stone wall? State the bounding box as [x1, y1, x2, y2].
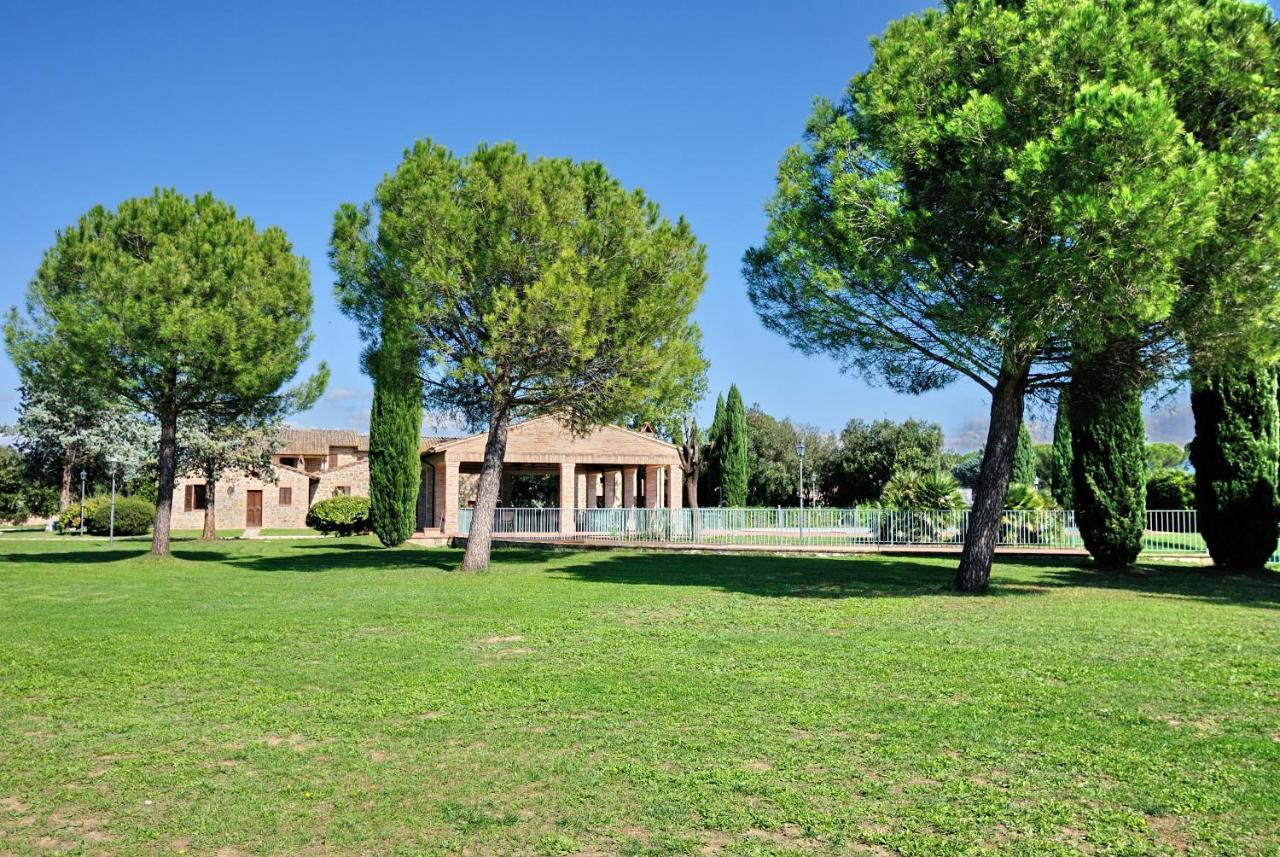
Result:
[169, 467, 313, 531]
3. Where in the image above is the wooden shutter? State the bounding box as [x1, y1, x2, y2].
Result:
[279, 486, 292, 506]
[184, 485, 193, 512]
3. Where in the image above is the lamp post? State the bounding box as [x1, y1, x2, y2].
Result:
[107, 455, 118, 546]
[796, 439, 807, 542]
[78, 469, 87, 536]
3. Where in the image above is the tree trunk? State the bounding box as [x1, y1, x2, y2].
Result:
[151, 399, 178, 557]
[60, 449, 75, 511]
[459, 409, 510, 571]
[685, 470, 701, 542]
[202, 476, 218, 541]
[955, 356, 1032, 591]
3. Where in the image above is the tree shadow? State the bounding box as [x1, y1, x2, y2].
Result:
[0, 548, 152, 565]
[545, 549, 1045, 599]
[170, 544, 458, 574]
[544, 549, 1280, 608]
[1037, 562, 1280, 608]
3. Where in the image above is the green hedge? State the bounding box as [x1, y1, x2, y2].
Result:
[1146, 468, 1194, 510]
[306, 495, 372, 537]
[62, 495, 155, 536]
[1189, 361, 1280, 567]
[1070, 349, 1146, 568]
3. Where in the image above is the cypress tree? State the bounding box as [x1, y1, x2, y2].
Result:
[1189, 361, 1279, 567]
[1050, 390, 1073, 508]
[367, 314, 423, 547]
[720, 385, 749, 506]
[702, 393, 726, 505]
[1069, 348, 1146, 568]
[1012, 422, 1038, 487]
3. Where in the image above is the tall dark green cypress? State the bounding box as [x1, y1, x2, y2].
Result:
[367, 313, 423, 547]
[721, 385, 749, 507]
[1069, 347, 1146, 568]
[1050, 390, 1073, 508]
[1189, 360, 1279, 567]
[1012, 422, 1038, 486]
[702, 393, 726, 505]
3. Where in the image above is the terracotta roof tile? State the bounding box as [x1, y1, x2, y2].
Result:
[280, 428, 459, 456]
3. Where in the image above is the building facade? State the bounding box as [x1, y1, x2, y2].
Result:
[170, 418, 683, 535]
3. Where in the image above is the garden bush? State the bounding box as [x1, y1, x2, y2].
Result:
[1146, 468, 1194, 510]
[63, 495, 155, 535]
[1000, 483, 1062, 545]
[306, 495, 372, 536]
[878, 470, 964, 543]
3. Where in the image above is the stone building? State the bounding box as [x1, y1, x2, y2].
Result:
[170, 417, 683, 535]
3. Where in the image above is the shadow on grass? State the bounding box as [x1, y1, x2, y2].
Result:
[170, 544, 458, 573]
[5, 538, 1276, 607]
[545, 549, 1042, 599]
[545, 549, 1280, 607]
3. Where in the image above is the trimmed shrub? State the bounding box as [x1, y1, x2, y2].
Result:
[1070, 349, 1146, 568]
[720, 385, 749, 507]
[1012, 422, 1038, 487]
[306, 495, 372, 537]
[63, 495, 155, 535]
[368, 327, 423, 547]
[1189, 361, 1279, 567]
[1146, 468, 1194, 510]
[1050, 391, 1074, 507]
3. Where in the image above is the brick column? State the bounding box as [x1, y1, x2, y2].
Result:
[603, 470, 618, 508]
[621, 467, 637, 508]
[559, 462, 576, 534]
[576, 472, 587, 509]
[667, 464, 683, 509]
[586, 470, 599, 509]
[443, 459, 460, 535]
[644, 464, 663, 508]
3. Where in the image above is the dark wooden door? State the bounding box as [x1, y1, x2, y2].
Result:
[246, 490, 263, 528]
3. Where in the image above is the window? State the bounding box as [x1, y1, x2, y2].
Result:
[333, 486, 351, 497]
[184, 484, 207, 512]
[279, 486, 292, 506]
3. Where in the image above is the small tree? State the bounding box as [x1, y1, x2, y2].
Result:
[7, 189, 327, 556]
[1070, 352, 1147, 568]
[1189, 361, 1280, 567]
[177, 416, 283, 540]
[702, 393, 726, 505]
[332, 141, 706, 571]
[366, 312, 423, 547]
[674, 418, 703, 539]
[1145, 442, 1187, 472]
[1012, 424, 1038, 487]
[824, 418, 943, 506]
[719, 385, 749, 506]
[1050, 392, 1074, 508]
[3, 382, 153, 510]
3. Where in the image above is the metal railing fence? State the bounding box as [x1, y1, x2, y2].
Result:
[456, 506, 1211, 555]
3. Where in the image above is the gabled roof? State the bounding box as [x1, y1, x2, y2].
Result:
[279, 429, 369, 455]
[279, 428, 459, 456]
[424, 414, 677, 454]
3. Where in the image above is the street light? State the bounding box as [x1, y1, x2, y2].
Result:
[78, 469, 87, 536]
[107, 455, 119, 546]
[795, 439, 807, 542]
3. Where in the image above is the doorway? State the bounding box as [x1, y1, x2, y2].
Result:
[246, 490, 263, 528]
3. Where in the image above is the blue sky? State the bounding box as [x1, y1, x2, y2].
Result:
[1, 1, 1195, 448]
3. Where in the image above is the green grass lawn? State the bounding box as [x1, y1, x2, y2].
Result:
[0, 539, 1276, 856]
